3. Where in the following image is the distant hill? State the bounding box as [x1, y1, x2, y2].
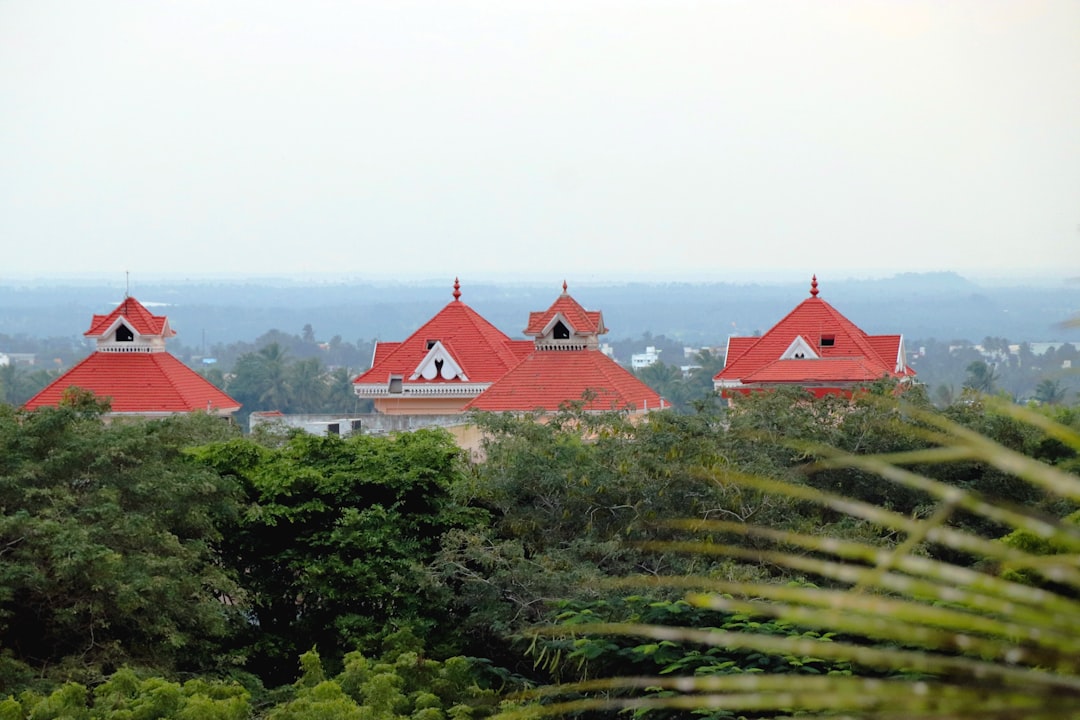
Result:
[1, 273, 1078, 349]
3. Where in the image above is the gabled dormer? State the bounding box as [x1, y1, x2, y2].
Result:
[85, 297, 174, 354]
[410, 340, 469, 381]
[525, 282, 606, 351]
[780, 335, 820, 361]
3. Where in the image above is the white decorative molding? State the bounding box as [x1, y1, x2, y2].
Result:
[780, 336, 819, 360]
[410, 341, 469, 381]
[95, 317, 167, 353]
[353, 382, 492, 398]
[539, 312, 575, 338]
[895, 335, 907, 373]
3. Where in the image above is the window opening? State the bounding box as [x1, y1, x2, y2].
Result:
[389, 376, 403, 394]
[426, 340, 437, 349]
[116, 324, 134, 342]
[327, 423, 340, 436]
[553, 321, 570, 340]
[434, 359, 444, 376]
[820, 335, 835, 347]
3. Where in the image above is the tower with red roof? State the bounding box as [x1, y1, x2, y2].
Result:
[713, 276, 915, 398]
[23, 296, 240, 418]
[352, 279, 534, 414]
[466, 281, 663, 414]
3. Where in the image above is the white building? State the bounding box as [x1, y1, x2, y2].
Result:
[631, 346, 661, 370]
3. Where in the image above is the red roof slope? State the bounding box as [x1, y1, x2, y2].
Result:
[23, 352, 240, 414]
[85, 297, 173, 338]
[465, 350, 663, 413]
[741, 358, 889, 383]
[524, 288, 605, 336]
[354, 287, 531, 387]
[715, 277, 912, 389]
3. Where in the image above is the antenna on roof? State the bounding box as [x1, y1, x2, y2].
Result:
[125, 271, 130, 298]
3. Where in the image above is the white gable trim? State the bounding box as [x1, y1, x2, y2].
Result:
[540, 312, 580, 339]
[780, 336, 819, 360]
[896, 335, 907, 373]
[95, 316, 167, 353]
[410, 341, 469, 382]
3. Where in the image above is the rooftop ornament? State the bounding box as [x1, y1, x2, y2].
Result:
[452, 277, 461, 301]
[810, 275, 820, 298]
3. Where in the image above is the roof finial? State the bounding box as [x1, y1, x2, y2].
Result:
[452, 277, 461, 301]
[810, 274, 819, 298]
[125, 270, 130, 299]
[562, 279, 568, 294]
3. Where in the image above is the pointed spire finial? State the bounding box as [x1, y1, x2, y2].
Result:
[562, 279, 568, 294]
[810, 275, 819, 298]
[125, 270, 130, 299]
[452, 277, 461, 301]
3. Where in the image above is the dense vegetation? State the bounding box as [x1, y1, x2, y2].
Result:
[0, 382, 1078, 717]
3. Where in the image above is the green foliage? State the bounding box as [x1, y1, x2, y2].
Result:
[497, 399, 1080, 718]
[439, 406, 791, 667]
[269, 643, 501, 720]
[0, 404, 245, 683]
[189, 428, 479, 682]
[530, 596, 851, 694]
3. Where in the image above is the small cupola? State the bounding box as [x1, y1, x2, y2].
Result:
[524, 281, 607, 351]
[85, 297, 173, 354]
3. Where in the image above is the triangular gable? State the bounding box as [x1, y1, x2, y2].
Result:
[779, 335, 819, 360]
[715, 278, 912, 388]
[410, 340, 469, 381]
[85, 297, 173, 338]
[524, 287, 605, 338]
[354, 281, 529, 391]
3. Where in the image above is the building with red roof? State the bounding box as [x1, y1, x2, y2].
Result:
[23, 297, 240, 418]
[713, 276, 915, 398]
[352, 279, 534, 414]
[466, 282, 663, 414]
[353, 279, 663, 416]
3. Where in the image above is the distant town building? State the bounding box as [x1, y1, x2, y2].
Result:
[631, 346, 661, 369]
[23, 296, 240, 419]
[0, 352, 36, 366]
[714, 276, 915, 398]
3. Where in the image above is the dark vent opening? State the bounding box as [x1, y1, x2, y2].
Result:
[820, 335, 835, 347]
[553, 321, 570, 340]
[116, 324, 134, 342]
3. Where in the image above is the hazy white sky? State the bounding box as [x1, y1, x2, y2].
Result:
[2, 1, 1079, 282]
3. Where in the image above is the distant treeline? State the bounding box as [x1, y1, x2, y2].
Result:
[2, 272, 1078, 348]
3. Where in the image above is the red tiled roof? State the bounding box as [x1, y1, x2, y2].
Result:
[353, 297, 530, 386]
[524, 291, 605, 337]
[85, 297, 173, 338]
[23, 352, 240, 414]
[715, 289, 912, 387]
[724, 336, 758, 366]
[370, 342, 401, 368]
[465, 350, 663, 413]
[740, 357, 888, 383]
